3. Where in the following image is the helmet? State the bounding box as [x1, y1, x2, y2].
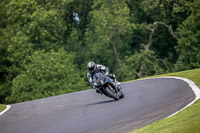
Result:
[87, 61, 96, 73]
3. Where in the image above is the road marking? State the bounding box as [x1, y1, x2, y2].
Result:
[125, 76, 200, 118]
[0, 105, 11, 116]
[162, 77, 200, 118]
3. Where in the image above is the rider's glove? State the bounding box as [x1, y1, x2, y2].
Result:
[105, 72, 109, 76]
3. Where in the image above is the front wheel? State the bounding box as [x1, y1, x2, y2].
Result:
[119, 90, 124, 99]
[105, 85, 120, 100]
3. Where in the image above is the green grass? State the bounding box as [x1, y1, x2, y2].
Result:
[0, 104, 6, 113]
[130, 68, 200, 133]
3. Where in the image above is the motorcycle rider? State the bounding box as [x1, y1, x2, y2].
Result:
[87, 61, 121, 93]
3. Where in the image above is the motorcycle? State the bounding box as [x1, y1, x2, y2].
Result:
[93, 72, 124, 100]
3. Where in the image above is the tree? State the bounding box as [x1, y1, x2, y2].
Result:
[62, 0, 94, 70]
[0, 0, 72, 103]
[119, 50, 164, 80]
[125, 0, 193, 75]
[6, 48, 89, 103]
[175, 0, 200, 70]
[1, 0, 199, 103]
[85, 0, 133, 71]
[0, 0, 11, 103]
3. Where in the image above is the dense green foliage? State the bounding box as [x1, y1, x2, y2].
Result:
[175, 0, 200, 70]
[0, 0, 199, 103]
[6, 49, 88, 103]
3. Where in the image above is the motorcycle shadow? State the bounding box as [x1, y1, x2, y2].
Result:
[87, 99, 115, 106]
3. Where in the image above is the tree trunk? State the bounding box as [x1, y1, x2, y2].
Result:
[153, 21, 178, 40]
[141, 21, 178, 51]
[112, 44, 121, 66]
[136, 65, 145, 78]
[141, 23, 158, 51]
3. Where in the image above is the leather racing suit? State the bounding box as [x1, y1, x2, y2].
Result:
[87, 64, 118, 90]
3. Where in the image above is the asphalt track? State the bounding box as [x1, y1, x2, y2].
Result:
[0, 78, 196, 133]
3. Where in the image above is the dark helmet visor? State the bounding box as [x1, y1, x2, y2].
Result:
[89, 66, 95, 71]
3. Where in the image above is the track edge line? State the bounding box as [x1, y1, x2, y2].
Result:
[0, 105, 11, 116]
[124, 76, 200, 118]
[162, 76, 200, 118]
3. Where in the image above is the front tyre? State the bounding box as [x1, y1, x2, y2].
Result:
[119, 90, 124, 99]
[105, 85, 120, 101]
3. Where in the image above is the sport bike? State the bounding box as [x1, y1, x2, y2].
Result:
[93, 72, 124, 100]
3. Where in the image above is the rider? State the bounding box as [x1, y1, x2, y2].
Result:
[87, 61, 121, 93]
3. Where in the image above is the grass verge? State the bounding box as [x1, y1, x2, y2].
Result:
[0, 104, 6, 113]
[130, 68, 200, 133]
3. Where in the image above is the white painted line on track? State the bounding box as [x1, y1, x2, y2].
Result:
[0, 105, 11, 116]
[135, 76, 200, 118]
[162, 77, 200, 118]
[124, 76, 200, 118]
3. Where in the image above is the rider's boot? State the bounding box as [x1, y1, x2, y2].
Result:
[114, 79, 121, 89]
[93, 86, 101, 94]
[111, 74, 121, 86]
[96, 89, 100, 93]
[108, 74, 121, 89]
[96, 88, 102, 94]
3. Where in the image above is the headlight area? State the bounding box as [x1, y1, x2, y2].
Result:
[94, 80, 101, 86]
[94, 82, 99, 86]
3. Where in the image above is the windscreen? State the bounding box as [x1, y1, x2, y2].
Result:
[93, 72, 104, 83]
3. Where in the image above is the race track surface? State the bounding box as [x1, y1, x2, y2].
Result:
[0, 78, 196, 133]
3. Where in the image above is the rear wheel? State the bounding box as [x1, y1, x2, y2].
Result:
[105, 85, 119, 100]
